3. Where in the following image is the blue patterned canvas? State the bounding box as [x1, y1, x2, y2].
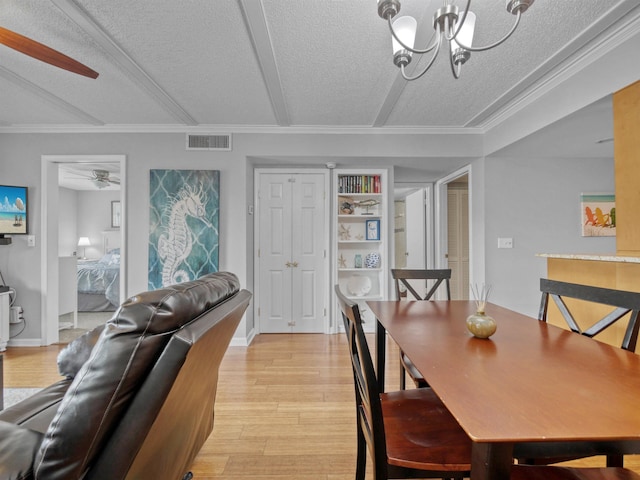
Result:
[148, 169, 219, 289]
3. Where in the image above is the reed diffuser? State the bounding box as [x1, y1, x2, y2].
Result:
[466, 283, 497, 339]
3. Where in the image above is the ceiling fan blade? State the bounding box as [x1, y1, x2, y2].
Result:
[0, 26, 99, 79]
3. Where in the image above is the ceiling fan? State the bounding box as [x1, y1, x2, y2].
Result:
[0, 26, 98, 78]
[89, 169, 120, 188]
[64, 168, 120, 188]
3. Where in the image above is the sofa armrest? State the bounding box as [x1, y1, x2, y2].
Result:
[57, 324, 105, 378]
[0, 421, 42, 480]
[0, 379, 71, 433]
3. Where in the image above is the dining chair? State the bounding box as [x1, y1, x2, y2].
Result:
[537, 278, 640, 351]
[390, 268, 451, 389]
[511, 464, 640, 480]
[335, 285, 471, 480]
[515, 278, 640, 468]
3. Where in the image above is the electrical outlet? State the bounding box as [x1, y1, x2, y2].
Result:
[27, 235, 36, 247]
[497, 237, 513, 249]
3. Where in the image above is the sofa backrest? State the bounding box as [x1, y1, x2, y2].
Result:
[90, 288, 251, 480]
[33, 272, 250, 480]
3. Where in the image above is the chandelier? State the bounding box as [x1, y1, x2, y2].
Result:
[377, 0, 535, 80]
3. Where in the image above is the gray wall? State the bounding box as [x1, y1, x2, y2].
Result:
[0, 130, 616, 344]
[483, 156, 615, 316]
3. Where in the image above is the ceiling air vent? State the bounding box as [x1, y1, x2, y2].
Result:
[186, 134, 232, 151]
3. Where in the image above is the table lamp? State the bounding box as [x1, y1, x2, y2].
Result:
[78, 236, 91, 259]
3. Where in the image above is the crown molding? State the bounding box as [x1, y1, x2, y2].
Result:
[478, 3, 640, 133]
[0, 123, 484, 135]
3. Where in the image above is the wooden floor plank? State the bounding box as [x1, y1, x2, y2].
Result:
[3, 333, 640, 479]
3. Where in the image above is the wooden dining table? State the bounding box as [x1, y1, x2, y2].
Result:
[368, 299, 640, 480]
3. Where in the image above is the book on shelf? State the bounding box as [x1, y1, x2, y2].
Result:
[338, 175, 381, 194]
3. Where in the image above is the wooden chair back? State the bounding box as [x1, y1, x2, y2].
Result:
[539, 278, 640, 352]
[335, 285, 389, 478]
[391, 268, 451, 301]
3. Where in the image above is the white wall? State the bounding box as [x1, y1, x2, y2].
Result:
[483, 156, 616, 317]
[77, 190, 120, 259]
[58, 187, 78, 256]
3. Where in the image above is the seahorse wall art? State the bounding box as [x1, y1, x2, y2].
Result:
[148, 169, 220, 290]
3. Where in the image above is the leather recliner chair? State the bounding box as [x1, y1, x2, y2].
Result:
[0, 271, 251, 480]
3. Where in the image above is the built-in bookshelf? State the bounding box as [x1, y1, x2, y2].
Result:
[333, 169, 388, 331]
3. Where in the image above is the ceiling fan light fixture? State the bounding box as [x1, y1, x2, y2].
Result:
[91, 169, 114, 188]
[378, 0, 534, 81]
[92, 178, 110, 189]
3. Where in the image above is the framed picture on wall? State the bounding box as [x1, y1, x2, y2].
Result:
[111, 201, 121, 228]
[366, 219, 380, 241]
[580, 193, 615, 237]
[148, 169, 220, 290]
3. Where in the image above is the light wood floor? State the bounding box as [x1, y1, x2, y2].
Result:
[3, 333, 640, 479]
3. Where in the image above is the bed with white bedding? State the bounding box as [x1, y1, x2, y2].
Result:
[77, 231, 121, 312]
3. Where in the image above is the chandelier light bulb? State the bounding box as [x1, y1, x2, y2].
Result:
[391, 16, 417, 67]
[451, 10, 476, 65]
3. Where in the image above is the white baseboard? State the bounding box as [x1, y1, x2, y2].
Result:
[230, 327, 256, 347]
[7, 338, 43, 347]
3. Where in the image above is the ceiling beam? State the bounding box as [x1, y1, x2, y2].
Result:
[373, 0, 439, 127]
[51, 0, 198, 126]
[238, 0, 291, 126]
[0, 66, 104, 125]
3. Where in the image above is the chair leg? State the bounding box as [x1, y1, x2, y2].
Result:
[399, 356, 406, 390]
[355, 423, 366, 480]
[606, 454, 624, 467]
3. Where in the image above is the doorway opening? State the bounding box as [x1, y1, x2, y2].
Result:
[393, 185, 434, 271]
[41, 155, 126, 345]
[435, 166, 471, 300]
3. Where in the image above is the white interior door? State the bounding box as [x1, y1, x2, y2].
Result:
[405, 189, 426, 269]
[259, 174, 293, 332]
[291, 176, 326, 332]
[404, 189, 428, 298]
[258, 172, 326, 333]
[447, 185, 470, 300]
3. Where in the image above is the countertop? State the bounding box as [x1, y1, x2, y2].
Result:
[537, 253, 640, 264]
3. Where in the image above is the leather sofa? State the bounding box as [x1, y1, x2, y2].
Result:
[0, 272, 251, 480]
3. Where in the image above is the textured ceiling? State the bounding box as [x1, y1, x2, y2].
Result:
[0, 0, 637, 133]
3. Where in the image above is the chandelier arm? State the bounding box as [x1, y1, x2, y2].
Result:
[445, 0, 472, 41]
[454, 10, 522, 52]
[400, 30, 442, 81]
[388, 16, 438, 54]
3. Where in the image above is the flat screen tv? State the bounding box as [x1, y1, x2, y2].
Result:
[0, 185, 28, 237]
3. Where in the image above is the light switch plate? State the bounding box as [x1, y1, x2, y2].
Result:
[27, 235, 36, 247]
[497, 237, 513, 249]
